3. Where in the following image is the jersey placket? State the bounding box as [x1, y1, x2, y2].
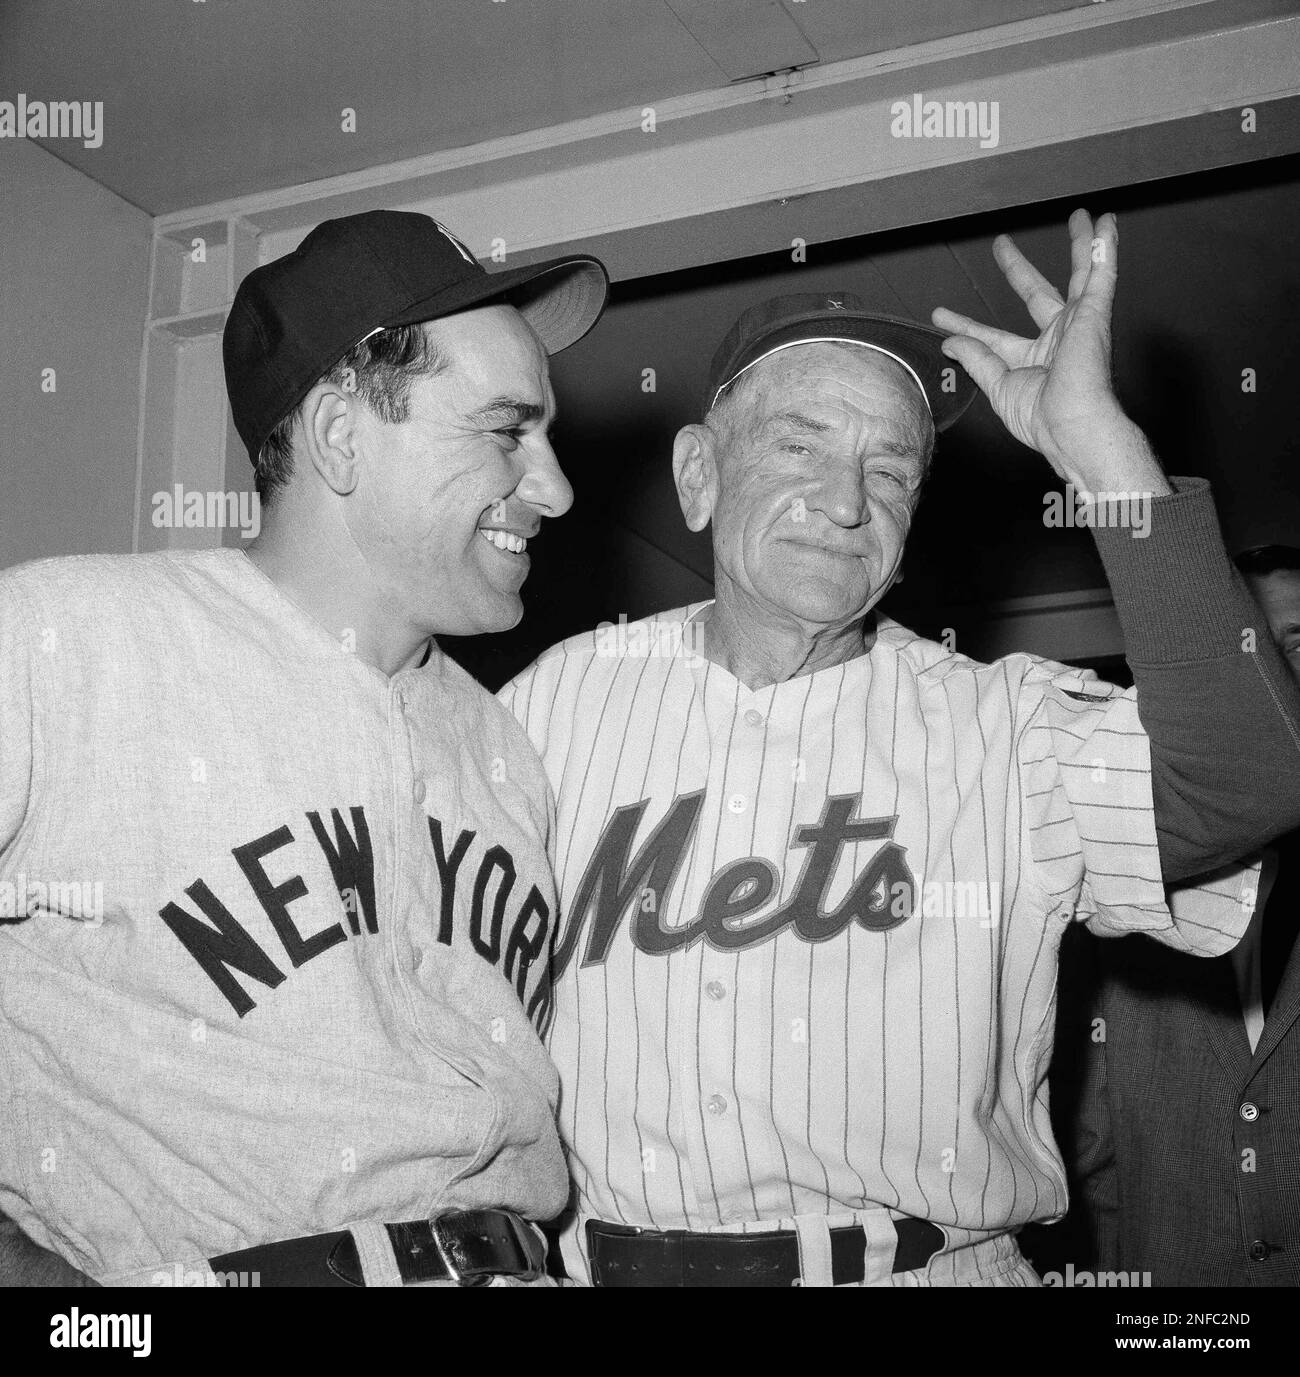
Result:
[680, 669, 774, 1224]
[385, 676, 421, 988]
[386, 672, 505, 1181]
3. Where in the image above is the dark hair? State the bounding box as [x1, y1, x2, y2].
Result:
[1234, 544, 1300, 578]
[254, 322, 446, 505]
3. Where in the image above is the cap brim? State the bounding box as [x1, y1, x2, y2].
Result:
[715, 312, 977, 433]
[386, 255, 609, 354]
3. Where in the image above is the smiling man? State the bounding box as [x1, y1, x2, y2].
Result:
[0, 210, 607, 1286]
[501, 211, 1300, 1286]
[678, 327, 935, 685]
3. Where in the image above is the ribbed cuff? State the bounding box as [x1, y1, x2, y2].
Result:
[1090, 476, 1249, 665]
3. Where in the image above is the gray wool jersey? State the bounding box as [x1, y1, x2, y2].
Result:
[0, 547, 567, 1285]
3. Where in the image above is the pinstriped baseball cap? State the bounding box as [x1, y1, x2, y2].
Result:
[223, 210, 609, 462]
[704, 291, 976, 432]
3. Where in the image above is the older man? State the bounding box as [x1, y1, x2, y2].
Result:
[0, 210, 607, 1286]
[501, 211, 1300, 1286]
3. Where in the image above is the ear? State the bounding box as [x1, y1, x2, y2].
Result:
[300, 381, 360, 496]
[672, 425, 718, 533]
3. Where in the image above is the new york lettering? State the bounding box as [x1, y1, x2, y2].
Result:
[427, 819, 553, 1028]
[559, 791, 916, 981]
[159, 806, 551, 1024]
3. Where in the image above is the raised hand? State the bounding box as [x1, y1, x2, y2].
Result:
[932, 209, 1162, 492]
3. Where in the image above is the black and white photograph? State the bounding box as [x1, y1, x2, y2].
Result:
[1, 0, 1298, 1351]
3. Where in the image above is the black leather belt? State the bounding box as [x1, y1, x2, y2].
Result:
[587, 1217, 945, 1287]
[210, 1209, 547, 1287]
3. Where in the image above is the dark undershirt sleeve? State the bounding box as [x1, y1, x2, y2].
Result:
[1090, 477, 1300, 884]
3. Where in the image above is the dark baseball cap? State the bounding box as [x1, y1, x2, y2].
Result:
[223, 209, 609, 462]
[704, 291, 977, 432]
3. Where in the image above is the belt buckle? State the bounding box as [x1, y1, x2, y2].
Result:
[429, 1210, 546, 1287]
[429, 1212, 489, 1287]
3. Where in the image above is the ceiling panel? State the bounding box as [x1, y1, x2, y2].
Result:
[664, 0, 818, 81]
[1, 0, 1091, 214]
[790, 0, 1089, 61]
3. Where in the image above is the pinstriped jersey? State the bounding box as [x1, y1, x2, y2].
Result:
[501, 603, 1256, 1283]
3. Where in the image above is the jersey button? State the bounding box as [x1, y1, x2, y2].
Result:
[705, 981, 726, 1001]
[1240, 1101, 1260, 1123]
[413, 780, 427, 805]
[1248, 1240, 1271, 1262]
[743, 709, 764, 727]
[706, 1094, 728, 1116]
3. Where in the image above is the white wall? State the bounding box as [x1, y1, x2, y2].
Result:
[0, 141, 152, 567]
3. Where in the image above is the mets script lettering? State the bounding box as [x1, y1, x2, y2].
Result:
[557, 792, 916, 980]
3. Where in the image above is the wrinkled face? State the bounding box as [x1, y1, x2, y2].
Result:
[706, 343, 933, 631]
[1247, 569, 1300, 684]
[346, 304, 570, 636]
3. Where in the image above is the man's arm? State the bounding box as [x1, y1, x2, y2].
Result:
[0, 582, 99, 1286]
[934, 211, 1300, 879]
[1091, 480, 1300, 880]
[0, 1210, 99, 1286]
